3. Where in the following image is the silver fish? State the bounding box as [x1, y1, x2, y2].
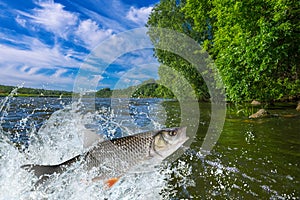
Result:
[22, 127, 188, 187]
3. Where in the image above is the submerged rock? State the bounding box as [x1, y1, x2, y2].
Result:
[251, 100, 261, 106]
[249, 109, 270, 119]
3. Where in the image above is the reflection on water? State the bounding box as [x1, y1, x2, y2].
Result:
[0, 97, 299, 199]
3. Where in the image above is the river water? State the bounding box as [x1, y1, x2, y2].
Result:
[0, 97, 299, 199]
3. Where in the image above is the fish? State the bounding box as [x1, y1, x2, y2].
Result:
[22, 127, 188, 188]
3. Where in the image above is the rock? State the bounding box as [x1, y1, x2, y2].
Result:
[251, 100, 261, 106]
[249, 109, 270, 119]
[296, 102, 300, 112]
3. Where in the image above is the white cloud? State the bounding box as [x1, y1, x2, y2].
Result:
[112, 63, 159, 89]
[73, 74, 103, 93]
[115, 50, 158, 68]
[26, 1, 78, 38]
[15, 15, 26, 27]
[126, 6, 153, 25]
[51, 68, 68, 78]
[20, 65, 39, 75]
[123, 78, 131, 83]
[0, 40, 81, 69]
[0, 1, 158, 91]
[16, 1, 114, 50]
[90, 28, 155, 67]
[0, 33, 85, 90]
[75, 19, 113, 49]
[74, 3, 126, 33]
[0, 64, 74, 91]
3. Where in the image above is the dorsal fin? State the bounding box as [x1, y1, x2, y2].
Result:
[82, 129, 103, 148]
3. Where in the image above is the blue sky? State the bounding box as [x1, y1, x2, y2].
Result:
[0, 0, 159, 91]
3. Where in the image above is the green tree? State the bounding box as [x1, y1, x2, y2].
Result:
[148, 0, 300, 102]
[181, 0, 215, 52]
[96, 88, 113, 98]
[131, 79, 174, 98]
[147, 0, 210, 100]
[183, 0, 300, 102]
[158, 64, 199, 100]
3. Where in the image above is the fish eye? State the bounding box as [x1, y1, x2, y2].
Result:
[168, 131, 177, 136]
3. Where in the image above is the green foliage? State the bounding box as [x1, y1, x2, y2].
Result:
[95, 80, 174, 99]
[181, 0, 215, 51]
[0, 85, 72, 97]
[209, 0, 300, 102]
[212, 0, 300, 101]
[95, 88, 112, 98]
[147, 0, 210, 101]
[157, 64, 199, 100]
[132, 82, 174, 98]
[148, 0, 300, 102]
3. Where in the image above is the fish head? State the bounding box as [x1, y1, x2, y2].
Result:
[151, 127, 188, 159]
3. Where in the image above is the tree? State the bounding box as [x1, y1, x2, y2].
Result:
[212, 0, 300, 101]
[96, 88, 112, 98]
[181, 0, 215, 52]
[151, 0, 300, 102]
[157, 64, 198, 100]
[147, 0, 210, 101]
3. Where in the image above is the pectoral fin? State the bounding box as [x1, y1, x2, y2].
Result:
[104, 177, 120, 188]
[91, 176, 120, 188]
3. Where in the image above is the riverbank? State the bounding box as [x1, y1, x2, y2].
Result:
[0, 93, 72, 97]
[1, 84, 299, 113]
[0, 85, 72, 98]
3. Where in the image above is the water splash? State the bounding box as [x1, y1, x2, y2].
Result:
[0, 93, 177, 199]
[0, 86, 21, 143]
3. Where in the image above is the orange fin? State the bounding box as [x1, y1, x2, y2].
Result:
[104, 177, 119, 188]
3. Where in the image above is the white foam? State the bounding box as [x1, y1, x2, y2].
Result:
[0, 98, 174, 199]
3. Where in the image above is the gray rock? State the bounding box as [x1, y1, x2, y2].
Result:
[251, 100, 261, 106]
[249, 109, 270, 119]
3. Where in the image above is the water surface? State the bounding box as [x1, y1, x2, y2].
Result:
[0, 97, 299, 199]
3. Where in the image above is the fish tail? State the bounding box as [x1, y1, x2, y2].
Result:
[22, 164, 62, 177]
[22, 155, 81, 186]
[22, 164, 62, 186]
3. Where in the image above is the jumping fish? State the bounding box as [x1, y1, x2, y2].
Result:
[22, 127, 188, 188]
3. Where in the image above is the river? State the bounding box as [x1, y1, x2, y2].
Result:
[0, 97, 299, 199]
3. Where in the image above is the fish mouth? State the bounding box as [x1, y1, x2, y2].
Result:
[178, 127, 189, 146]
[180, 127, 188, 137]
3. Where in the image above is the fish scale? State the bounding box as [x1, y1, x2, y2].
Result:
[84, 132, 154, 178]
